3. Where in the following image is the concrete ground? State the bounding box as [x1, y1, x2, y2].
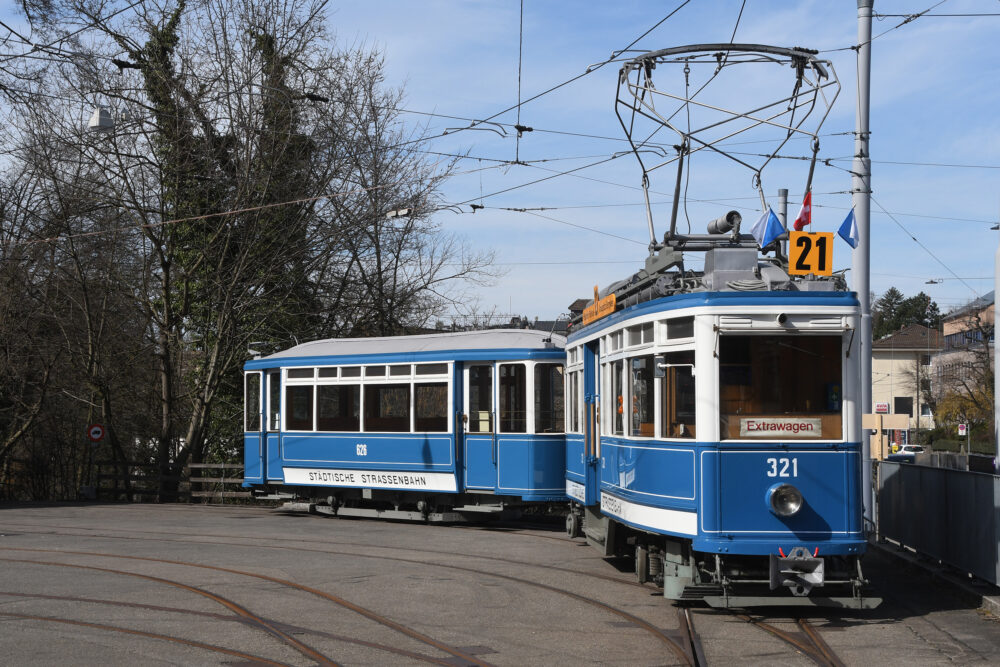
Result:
[0, 502, 998, 665]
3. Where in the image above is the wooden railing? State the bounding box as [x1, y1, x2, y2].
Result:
[92, 461, 248, 502]
[187, 462, 250, 502]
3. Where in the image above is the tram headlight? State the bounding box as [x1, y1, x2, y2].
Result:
[767, 483, 803, 517]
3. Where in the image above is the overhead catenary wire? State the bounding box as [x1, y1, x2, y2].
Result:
[870, 194, 981, 299]
[820, 0, 949, 53]
[449, 0, 691, 136]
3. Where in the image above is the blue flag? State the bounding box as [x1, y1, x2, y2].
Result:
[838, 209, 859, 248]
[750, 207, 783, 248]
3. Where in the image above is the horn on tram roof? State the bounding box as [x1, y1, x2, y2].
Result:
[707, 210, 742, 234]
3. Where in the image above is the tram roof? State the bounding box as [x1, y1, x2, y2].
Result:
[247, 329, 566, 368]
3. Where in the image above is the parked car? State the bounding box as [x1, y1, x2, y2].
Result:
[887, 445, 924, 463]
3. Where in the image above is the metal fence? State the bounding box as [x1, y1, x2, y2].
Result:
[877, 461, 1000, 585]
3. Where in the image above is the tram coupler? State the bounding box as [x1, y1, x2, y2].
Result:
[769, 546, 824, 596]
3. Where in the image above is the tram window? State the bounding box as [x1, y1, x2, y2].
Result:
[499, 363, 527, 433]
[667, 317, 694, 339]
[719, 335, 842, 440]
[245, 373, 261, 431]
[288, 368, 314, 379]
[630, 356, 654, 437]
[415, 383, 448, 432]
[416, 363, 448, 376]
[628, 323, 654, 347]
[468, 365, 493, 433]
[567, 371, 581, 433]
[316, 385, 360, 431]
[286, 385, 314, 431]
[341, 366, 361, 378]
[390, 365, 411, 377]
[364, 384, 410, 432]
[268, 371, 280, 431]
[534, 364, 565, 434]
[660, 351, 695, 439]
[611, 360, 624, 435]
[318, 368, 338, 378]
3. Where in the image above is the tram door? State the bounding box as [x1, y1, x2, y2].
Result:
[463, 363, 498, 491]
[264, 370, 283, 481]
[583, 341, 601, 503]
[244, 372, 264, 483]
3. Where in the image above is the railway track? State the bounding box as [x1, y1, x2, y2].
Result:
[0, 591, 463, 666]
[0, 517, 852, 666]
[0, 543, 695, 665]
[731, 613, 846, 667]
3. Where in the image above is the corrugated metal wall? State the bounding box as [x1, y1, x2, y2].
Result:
[878, 461, 1000, 585]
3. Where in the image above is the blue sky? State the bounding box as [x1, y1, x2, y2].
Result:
[5, 1, 997, 321]
[327, 0, 999, 321]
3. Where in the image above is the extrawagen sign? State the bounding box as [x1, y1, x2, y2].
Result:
[740, 418, 822, 437]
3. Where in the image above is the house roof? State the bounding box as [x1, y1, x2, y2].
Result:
[944, 290, 994, 322]
[873, 323, 943, 350]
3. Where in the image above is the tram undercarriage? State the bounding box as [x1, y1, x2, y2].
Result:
[571, 506, 881, 609]
[255, 485, 560, 523]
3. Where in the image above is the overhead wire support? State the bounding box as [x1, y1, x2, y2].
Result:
[515, 0, 525, 164]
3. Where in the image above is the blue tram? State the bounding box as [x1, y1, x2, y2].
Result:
[562, 234, 878, 608]
[241, 222, 878, 608]
[243, 329, 568, 521]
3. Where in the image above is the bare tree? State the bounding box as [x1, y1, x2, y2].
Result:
[4, 0, 495, 499]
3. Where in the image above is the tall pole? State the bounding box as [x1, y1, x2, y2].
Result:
[994, 233, 999, 472]
[778, 188, 789, 258]
[852, 0, 875, 525]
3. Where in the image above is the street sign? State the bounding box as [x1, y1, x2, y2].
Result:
[788, 231, 834, 276]
[87, 423, 105, 442]
[958, 423, 967, 436]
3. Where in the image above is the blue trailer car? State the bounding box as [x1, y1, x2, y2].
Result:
[243, 329, 568, 520]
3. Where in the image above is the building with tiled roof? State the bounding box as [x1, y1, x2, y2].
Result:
[872, 324, 943, 436]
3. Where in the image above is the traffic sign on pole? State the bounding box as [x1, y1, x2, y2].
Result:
[88, 423, 105, 442]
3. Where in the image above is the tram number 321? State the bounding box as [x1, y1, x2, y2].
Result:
[766, 457, 798, 478]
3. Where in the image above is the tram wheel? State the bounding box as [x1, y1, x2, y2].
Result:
[565, 512, 582, 538]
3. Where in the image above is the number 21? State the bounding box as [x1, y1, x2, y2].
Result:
[794, 235, 828, 272]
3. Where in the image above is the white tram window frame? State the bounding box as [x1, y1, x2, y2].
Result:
[244, 371, 262, 432]
[665, 316, 695, 341]
[283, 361, 453, 434]
[627, 354, 656, 439]
[567, 346, 581, 366]
[658, 347, 697, 440]
[716, 331, 844, 442]
[627, 322, 655, 348]
[283, 367, 316, 432]
[565, 369, 583, 434]
[498, 362, 528, 433]
[464, 363, 495, 434]
[565, 349, 584, 435]
[602, 359, 626, 436]
[533, 361, 566, 435]
[608, 331, 623, 352]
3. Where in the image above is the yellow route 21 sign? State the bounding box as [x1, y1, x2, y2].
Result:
[788, 231, 834, 276]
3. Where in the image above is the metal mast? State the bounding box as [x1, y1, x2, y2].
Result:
[852, 0, 874, 525]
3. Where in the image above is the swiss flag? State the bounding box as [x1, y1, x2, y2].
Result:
[792, 191, 811, 231]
